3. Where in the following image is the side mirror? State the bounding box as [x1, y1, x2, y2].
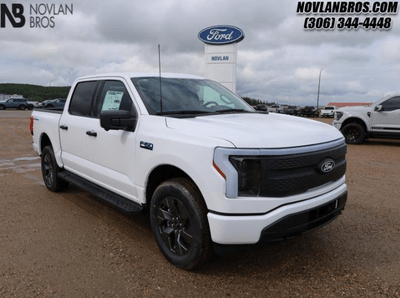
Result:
[374, 105, 383, 112]
[100, 110, 136, 131]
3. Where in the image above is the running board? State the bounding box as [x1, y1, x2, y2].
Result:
[58, 170, 144, 214]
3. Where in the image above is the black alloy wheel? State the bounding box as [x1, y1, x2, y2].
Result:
[341, 123, 365, 144]
[41, 146, 68, 192]
[150, 178, 212, 270]
[156, 196, 194, 256]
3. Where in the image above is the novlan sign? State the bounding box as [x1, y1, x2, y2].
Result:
[198, 25, 244, 45]
[200, 25, 244, 93]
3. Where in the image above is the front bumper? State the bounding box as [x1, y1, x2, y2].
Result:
[207, 183, 347, 245]
[332, 121, 342, 130]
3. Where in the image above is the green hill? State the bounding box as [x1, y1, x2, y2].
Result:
[0, 83, 71, 102]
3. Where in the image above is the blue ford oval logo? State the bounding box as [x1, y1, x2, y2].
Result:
[198, 25, 245, 45]
[319, 159, 335, 174]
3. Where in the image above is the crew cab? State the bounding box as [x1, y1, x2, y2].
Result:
[333, 95, 400, 144]
[31, 72, 348, 269]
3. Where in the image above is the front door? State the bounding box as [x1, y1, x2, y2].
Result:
[371, 96, 400, 135]
[86, 79, 140, 202]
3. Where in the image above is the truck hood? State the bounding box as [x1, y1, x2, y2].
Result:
[337, 106, 372, 112]
[166, 113, 343, 148]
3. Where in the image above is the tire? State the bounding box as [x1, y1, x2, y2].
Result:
[19, 105, 26, 110]
[341, 123, 366, 144]
[41, 146, 69, 192]
[0, 105, 5, 110]
[150, 178, 212, 270]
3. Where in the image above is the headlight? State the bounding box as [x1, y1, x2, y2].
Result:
[229, 157, 261, 196]
[213, 147, 259, 198]
[334, 111, 343, 121]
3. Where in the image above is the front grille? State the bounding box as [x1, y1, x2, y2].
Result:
[258, 143, 347, 197]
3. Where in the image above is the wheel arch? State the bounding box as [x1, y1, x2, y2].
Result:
[145, 164, 202, 210]
[341, 117, 368, 133]
[40, 133, 52, 154]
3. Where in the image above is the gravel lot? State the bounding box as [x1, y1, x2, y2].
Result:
[0, 110, 399, 297]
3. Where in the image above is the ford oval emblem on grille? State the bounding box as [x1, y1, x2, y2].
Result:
[319, 159, 335, 174]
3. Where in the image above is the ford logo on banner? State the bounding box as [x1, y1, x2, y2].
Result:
[198, 25, 245, 45]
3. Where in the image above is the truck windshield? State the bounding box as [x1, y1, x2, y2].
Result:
[131, 77, 254, 116]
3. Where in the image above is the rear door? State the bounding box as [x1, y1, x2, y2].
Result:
[59, 80, 99, 178]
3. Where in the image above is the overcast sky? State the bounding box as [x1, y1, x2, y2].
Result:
[1, 0, 400, 106]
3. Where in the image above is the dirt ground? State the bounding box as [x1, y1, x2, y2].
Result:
[0, 110, 399, 297]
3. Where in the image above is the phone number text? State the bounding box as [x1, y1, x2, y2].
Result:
[304, 17, 392, 30]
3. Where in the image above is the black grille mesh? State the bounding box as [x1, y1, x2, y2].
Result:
[258, 143, 347, 197]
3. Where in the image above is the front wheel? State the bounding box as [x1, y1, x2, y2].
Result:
[341, 123, 366, 144]
[41, 146, 68, 192]
[150, 178, 212, 270]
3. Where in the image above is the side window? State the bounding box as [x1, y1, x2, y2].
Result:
[69, 81, 98, 117]
[95, 80, 135, 117]
[381, 96, 400, 112]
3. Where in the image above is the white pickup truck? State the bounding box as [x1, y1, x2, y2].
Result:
[31, 72, 348, 269]
[333, 95, 400, 144]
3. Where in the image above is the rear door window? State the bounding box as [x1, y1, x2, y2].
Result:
[69, 81, 98, 117]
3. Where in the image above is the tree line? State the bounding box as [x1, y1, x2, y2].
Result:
[241, 97, 266, 106]
[0, 83, 70, 102]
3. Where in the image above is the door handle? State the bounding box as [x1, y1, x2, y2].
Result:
[60, 125, 68, 130]
[86, 130, 97, 137]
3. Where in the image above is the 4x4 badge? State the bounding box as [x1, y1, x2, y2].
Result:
[320, 159, 335, 173]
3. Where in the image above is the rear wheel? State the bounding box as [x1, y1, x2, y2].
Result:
[341, 123, 366, 144]
[150, 178, 212, 270]
[0, 105, 5, 110]
[41, 146, 68, 192]
[19, 105, 26, 110]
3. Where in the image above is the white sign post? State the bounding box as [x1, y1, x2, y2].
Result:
[198, 25, 244, 93]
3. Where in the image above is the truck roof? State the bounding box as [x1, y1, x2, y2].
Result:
[76, 72, 205, 81]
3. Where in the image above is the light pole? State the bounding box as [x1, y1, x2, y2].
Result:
[317, 68, 323, 112]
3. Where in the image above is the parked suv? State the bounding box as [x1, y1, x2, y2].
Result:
[333, 95, 400, 144]
[0, 98, 33, 110]
[40, 98, 67, 108]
